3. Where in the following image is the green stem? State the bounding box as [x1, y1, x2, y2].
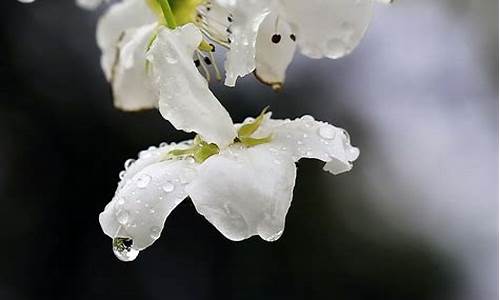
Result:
[156, 0, 177, 29]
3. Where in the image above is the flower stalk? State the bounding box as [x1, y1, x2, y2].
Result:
[156, 0, 177, 29]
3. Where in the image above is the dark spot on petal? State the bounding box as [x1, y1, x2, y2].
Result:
[271, 34, 281, 44]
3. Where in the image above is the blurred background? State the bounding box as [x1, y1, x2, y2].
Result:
[0, 0, 497, 299]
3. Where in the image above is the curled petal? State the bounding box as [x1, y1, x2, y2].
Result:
[187, 144, 296, 242]
[277, 0, 373, 59]
[111, 23, 158, 111]
[253, 114, 360, 175]
[147, 24, 237, 147]
[100, 142, 197, 251]
[97, 0, 156, 80]
[254, 12, 297, 90]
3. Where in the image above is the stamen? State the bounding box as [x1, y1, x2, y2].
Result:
[196, 51, 211, 82]
[208, 51, 222, 81]
[271, 34, 281, 44]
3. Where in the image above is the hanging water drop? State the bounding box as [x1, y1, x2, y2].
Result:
[112, 237, 139, 262]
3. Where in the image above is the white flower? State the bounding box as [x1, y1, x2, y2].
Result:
[218, 0, 393, 87]
[100, 111, 358, 261]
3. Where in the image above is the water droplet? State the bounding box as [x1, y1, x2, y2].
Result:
[117, 197, 125, 205]
[149, 209, 156, 214]
[300, 115, 315, 122]
[162, 183, 175, 193]
[112, 237, 139, 262]
[150, 226, 161, 239]
[136, 174, 151, 188]
[266, 230, 283, 242]
[297, 140, 304, 145]
[119, 171, 126, 180]
[166, 56, 178, 64]
[159, 142, 168, 148]
[325, 38, 348, 59]
[303, 133, 309, 138]
[116, 210, 129, 225]
[124, 159, 135, 170]
[318, 126, 336, 140]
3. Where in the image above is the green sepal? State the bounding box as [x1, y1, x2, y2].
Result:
[239, 135, 273, 148]
[163, 135, 219, 163]
[238, 106, 269, 138]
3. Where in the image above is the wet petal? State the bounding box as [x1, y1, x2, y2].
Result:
[253, 114, 360, 175]
[97, 0, 156, 79]
[147, 24, 237, 147]
[216, 0, 271, 86]
[100, 142, 197, 251]
[187, 144, 296, 241]
[111, 23, 158, 111]
[255, 12, 297, 90]
[277, 0, 373, 59]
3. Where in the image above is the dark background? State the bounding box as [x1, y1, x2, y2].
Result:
[0, 1, 497, 299]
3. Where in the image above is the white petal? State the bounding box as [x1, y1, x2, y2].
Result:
[187, 144, 296, 241]
[255, 12, 297, 89]
[277, 0, 373, 59]
[253, 114, 360, 175]
[111, 23, 158, 111]
[216, 0, 270, 86]
[147, 24, 237, 147]
[97, 0, 156, 79]
[100, 142, 197, 251]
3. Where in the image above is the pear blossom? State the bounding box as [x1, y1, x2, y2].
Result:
[217, 0, 393, 88]
[100, 24, 359, 261]
[100, 110, 359, 261]
[79, 0, 392, 110]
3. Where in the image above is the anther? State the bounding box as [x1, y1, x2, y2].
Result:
[271, 34, 281, 44]
[290, 34, 296, 42]
[194, 59, 201, 67]
[227, 16, 233, 22]
[203, 57, 212, 65]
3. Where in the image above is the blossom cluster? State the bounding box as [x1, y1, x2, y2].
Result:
[19, 0, 391, 261]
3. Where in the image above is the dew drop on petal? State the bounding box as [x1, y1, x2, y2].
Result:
[162, 182, 175, 193]
[318, 125, 336, 140]
[124, 159, 135, 170]
[166, 56, 178, 64]
[119, 171, 126, 180]
[136, 174, 151, 188]
[112, 237, 139, 262]
[116, 210, 129, 225]
[300, 115, 315, 122]
[117, 197, 125, 206]
[150, 226, 161, 239]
